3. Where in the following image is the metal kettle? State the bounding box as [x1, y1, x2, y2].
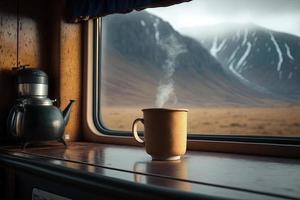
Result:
[6, 65, 75, 147]
[7, 98, 75, 147]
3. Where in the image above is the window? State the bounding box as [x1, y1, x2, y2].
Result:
[94, 0, 300, 141]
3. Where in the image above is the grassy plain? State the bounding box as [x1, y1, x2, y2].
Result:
[101, 106, 300, 136]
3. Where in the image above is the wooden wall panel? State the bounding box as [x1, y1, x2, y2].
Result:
[18, 17, 40, 67]
[18, 0, 52, 69]
[0, 0, 18, 139]
[60, 22, 82, 141]
[0, 1, 17, 67]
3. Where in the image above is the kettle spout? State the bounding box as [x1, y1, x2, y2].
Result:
[62, 100, 76, 125]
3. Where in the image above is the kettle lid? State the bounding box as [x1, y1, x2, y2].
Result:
[15, 66, 48, 84]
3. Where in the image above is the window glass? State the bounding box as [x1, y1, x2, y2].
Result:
[99, 0, 300, 136]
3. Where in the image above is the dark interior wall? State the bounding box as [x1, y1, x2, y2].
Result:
[0, 0, 18, 141]
[0, 0, 82, 142]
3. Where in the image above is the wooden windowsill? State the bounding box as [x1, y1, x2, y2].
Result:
[0, 142, 300, 200]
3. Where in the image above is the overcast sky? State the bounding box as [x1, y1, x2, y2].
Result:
[147, 0, 300, 36]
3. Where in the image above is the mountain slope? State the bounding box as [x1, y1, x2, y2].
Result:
[101, 12, 290, 107]
[185, 23, 300, 99]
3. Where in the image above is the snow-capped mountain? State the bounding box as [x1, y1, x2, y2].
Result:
[101, 12, 298, 107]
[184, 24, 300, 100]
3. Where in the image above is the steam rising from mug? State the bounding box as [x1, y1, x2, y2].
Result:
[155, 34, 187, 108]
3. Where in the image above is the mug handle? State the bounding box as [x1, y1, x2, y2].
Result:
[132, 118, 145, 144]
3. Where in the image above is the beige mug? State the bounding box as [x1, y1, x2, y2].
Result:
[132, 108, 188, 161]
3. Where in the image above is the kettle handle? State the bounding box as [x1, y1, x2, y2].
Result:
[7, 104, 22, 137]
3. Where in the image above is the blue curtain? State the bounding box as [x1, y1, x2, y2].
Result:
[65, 0, 191, 22]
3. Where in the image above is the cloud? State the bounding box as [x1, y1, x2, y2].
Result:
[147, 0, 300, 36]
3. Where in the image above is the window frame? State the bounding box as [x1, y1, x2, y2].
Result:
[82, 18, 300, 158]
